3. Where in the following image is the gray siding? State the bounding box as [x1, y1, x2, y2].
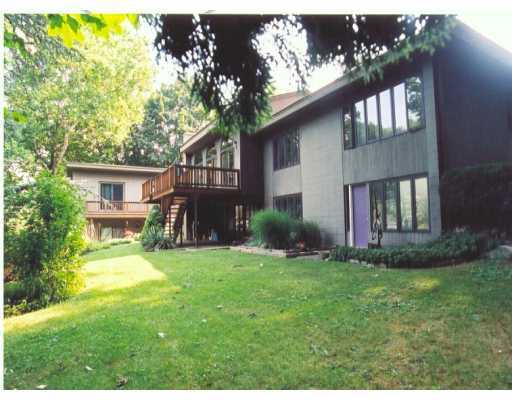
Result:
[262, 58, 443, 247]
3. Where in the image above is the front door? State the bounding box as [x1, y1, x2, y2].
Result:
[352, 184, 369, 248]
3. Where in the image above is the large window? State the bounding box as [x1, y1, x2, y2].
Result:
[100, 183, 123, 202]
[273, 193, 302, 220]
[343, 74, 425, 148]
[100, 182, 124, 210]
[369, 175, 430, 232]
[273, 129, 300, 170]
[220, 138, 234, 169]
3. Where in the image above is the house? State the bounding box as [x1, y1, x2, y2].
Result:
[141, 23, 512, 248]
[67, 162, 165, 241]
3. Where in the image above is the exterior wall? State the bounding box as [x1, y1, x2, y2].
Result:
[70, 170, 155, 202]
[342, 59, 442, 246]
[261, 58, 442, 247]
[434, 39, 512, 173]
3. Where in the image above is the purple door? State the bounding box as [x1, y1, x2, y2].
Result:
[352, 184, 369, 248]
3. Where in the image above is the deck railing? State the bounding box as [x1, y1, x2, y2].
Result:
[85, 201, 151, 214]
[142, 164, 240, 200]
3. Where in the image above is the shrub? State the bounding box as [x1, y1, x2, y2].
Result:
[441, 162, 512, 235]
[250, 210, 294, 249]
[9, 171, 86, 307]
[330, 232, 492, 268]
[140, 207, 175, 251]
[293, 220, 322, 249]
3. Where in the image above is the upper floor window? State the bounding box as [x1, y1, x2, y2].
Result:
[343, 74, 425, 149]
[274, 129, 300, 170]
[194, 150, 203, 166]
[273, 193, 303, 220]
[220, 138, 234, 169]
[206, 144, 217, 167]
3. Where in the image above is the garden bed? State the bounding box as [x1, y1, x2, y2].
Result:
[231, 245, 328, 260]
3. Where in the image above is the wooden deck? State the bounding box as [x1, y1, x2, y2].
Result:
[141, 164, 240, 202]
[85, 201, 151, 219]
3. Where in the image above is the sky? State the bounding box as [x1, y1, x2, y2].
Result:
[147, 13, 512, 94]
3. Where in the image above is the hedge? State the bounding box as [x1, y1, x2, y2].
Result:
[440, 162, 512, 234]
[329, 232, 493, 268]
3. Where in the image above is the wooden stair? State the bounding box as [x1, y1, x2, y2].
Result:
[162, 195, 188, 243]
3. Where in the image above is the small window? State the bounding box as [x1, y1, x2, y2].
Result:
[194, 151, 203, 166]
[379, 89, 394, 138]
[406, 76, 425, 131]
[399, 179, 413, 231]
[273, 129, 300, 170]
[273, 193, 302, 220]
[220, 139, 234, 169]
[206, 144, 217, 167]
[354, 100, 366, 146]
[384, 180, 398, 230]
[414, 176, 430, 230]
[342, 106, 354, 149]
[366, 95, 379, 142]
[393, 83, 408, 134]
[344, 185, 351, 233]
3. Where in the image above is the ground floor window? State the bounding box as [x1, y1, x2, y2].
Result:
[369, 174, 430, 232]
[273, 193, 302, 220]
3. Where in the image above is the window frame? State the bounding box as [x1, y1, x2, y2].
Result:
[99, 182, 125, 202]
[273, 128, 300, 171]
[273, 193, 303, 220]
[342, 72, 425, 150]
[369, 173, 430, 234]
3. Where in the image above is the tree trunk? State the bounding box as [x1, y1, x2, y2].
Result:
[50, 132, 69, 174]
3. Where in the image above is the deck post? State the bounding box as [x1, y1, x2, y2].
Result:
[194, 194, 198, 248]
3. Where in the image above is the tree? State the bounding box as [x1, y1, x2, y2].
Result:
[152, 14, 456, 133]
[121, 81, 210, 167]
[5, 24, 154, 173]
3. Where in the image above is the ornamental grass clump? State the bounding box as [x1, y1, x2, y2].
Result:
[250, 209, 295, 249]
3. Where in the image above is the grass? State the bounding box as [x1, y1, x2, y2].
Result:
[4, 243, 512, 389]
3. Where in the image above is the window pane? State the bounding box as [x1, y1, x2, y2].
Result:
[385, 181, 398, 230]
[399, 180, 413, 230]
[370, 182, 383, 233]
[113, 184, 123, 201]
[206, 144, 216, 167]
[343, 106, 353, 148]
[100, 183, 112, 201]
[415, 177, 430, 230]
[194, 151, 203, 166]
[379, 89, 394, 138]
[355, 100, 366, 145]
[406, 76, 424, 130]
[366, 95, 379, 141]
[393, 83, 407, 134]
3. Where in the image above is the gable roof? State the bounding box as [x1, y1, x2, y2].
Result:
[181, 91, 306, 152]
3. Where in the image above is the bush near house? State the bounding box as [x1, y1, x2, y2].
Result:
[440, 162, 512, 235]
[330, 232, 494, 268]
[140, 205, 174, 251]
[250, 210, 322, 250]
[82, 239, 133, 254]
[5, 172, 86, 315]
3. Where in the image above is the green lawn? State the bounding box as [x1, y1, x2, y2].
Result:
[4, 243, 512, 389]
